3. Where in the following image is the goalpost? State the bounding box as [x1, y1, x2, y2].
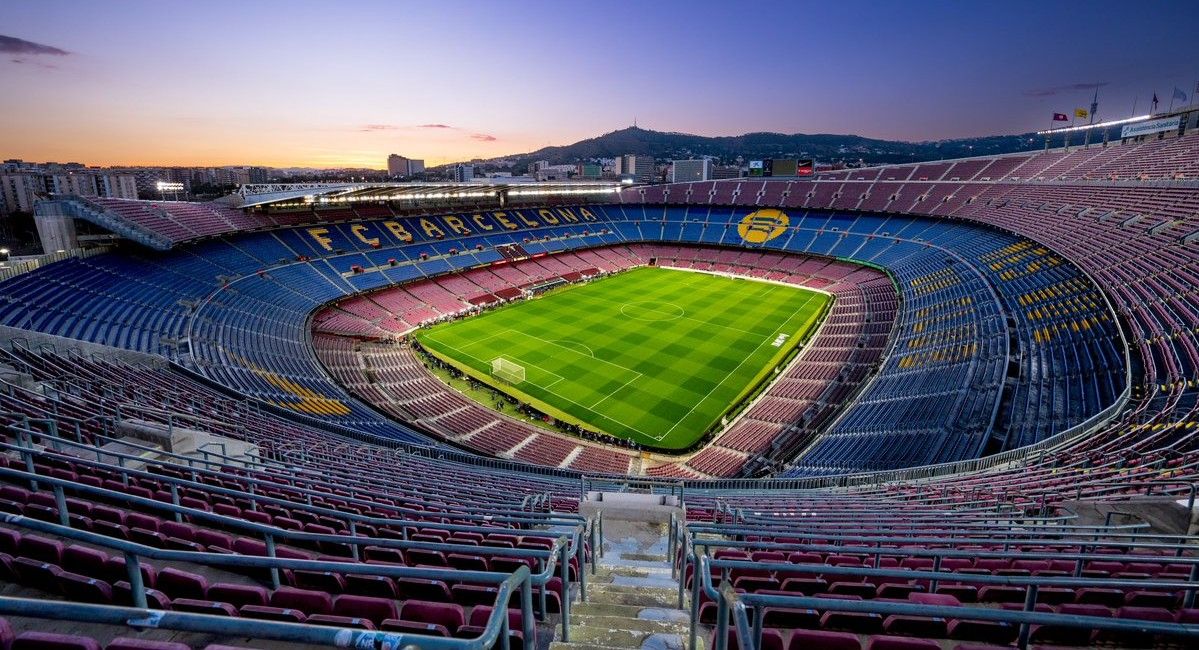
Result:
[491, 357, 526, 384]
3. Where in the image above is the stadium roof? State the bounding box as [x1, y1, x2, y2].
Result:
[233, 181, 625, 209]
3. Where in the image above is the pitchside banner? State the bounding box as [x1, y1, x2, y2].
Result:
[1121, 116, 1182, 138]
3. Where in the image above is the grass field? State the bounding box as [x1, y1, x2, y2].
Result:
[414, 267, 831, 450]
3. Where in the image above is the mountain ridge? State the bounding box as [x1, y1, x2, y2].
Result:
[458, 125, 1068, 171]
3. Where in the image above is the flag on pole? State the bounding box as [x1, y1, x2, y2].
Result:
[1074, 108, 1089, 119]
[1174, 87, 1188, 103]
[1152, 92, 1159, 110]
[1052, 113, 1069, 121]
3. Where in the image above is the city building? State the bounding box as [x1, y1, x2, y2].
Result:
[387, 154, 425, 178]
[576, 163, 602, 180]
[0, 172, 47, 215]
[533, 164, 576, 181]
[620, 154, 656, 183]
[0, 169, 138, 215]
[451, 164, 475, 182]
[97, 174, 139, 200]
[670, 159, 712, 183]
[49, 173, 98, 197]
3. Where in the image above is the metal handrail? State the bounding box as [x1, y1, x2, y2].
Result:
[0, 595, 520, 648]
[672, 513, 1199, 650]
[1, 514, 537, 649]
[0, 401, 561, 516]
[699, 555, 1199, 650]
[5, 429, 577, 527]
[0, 462, 587, 638]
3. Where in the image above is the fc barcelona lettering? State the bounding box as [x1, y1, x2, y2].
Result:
[302, 208, 599, 250]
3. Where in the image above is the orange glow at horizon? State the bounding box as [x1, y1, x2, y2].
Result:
[1, 113, 549, 169]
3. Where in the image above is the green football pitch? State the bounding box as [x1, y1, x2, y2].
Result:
[414, 266, 831, 450]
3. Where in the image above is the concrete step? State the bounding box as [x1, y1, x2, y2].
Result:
[612, 552, 668, 562]
[577, 600, 685, 619]
[550, 632, 702, 650]
[571, 625, 676, 647]
[572, 614, 689, 635]
[608, 574, 678, 590]
[574, 602, 645, 618]
[600, 557, 674, 571]
[596, 565, 673, 579]
[587, 584, 677, 608]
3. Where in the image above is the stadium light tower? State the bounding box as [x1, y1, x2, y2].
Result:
[0, 248, 9, 263]
[156, 181, 184, 201]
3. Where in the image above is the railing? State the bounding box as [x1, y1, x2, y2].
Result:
[581, 475, 685, 506]
[0, 515, 536, 649]
[676, 519, 1199, 650]
[7, 419, 560, 522]
[705, 556, 1199, 650]
[0, 245, 110, 283]
[0, 436, 597, 640]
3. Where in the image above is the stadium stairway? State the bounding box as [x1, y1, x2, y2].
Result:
[553, 518, 698, 650]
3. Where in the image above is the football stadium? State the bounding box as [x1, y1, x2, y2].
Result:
[3, 3, 1199, 649]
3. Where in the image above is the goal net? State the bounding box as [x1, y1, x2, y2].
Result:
[491, 357, 526, 384]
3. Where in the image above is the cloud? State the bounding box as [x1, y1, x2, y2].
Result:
[0, 35, 70, 57]
[1023, 81, 1109, 98]
[357, 123, 494, 142]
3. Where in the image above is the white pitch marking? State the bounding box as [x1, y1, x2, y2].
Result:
[654, 293, 820, 441]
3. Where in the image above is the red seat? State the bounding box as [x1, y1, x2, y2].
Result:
[306, 614, 375, 629]
[112, 582, 170, 610]
[56, 572, 113, 605]
[105, 638, 191, 650]
[401, 600, 466, 634]
[1096, 606, 1174, 646]
[865, 635, 941, 650]
[1029, 603, 1108, 645]
[270, 586, 333, 616]
[239, 605, 306, 623]
[292, 570, 346, 594]
[62, 545, 108, 575]
[18, 535, 64, 565]
[712, 628, 784, 650]
[12, 557, 62, 589]
[207, 583, 269, 609]
[396, 577, 452, 601]
[345, 574, 397, 598]
[333, 594, 398, 626]
[882, 613, 947, 638]
[787, 629, 861, 650]
[170, 599, 238, 617]
[156, 568, 208, 600]
[13, 632, 101, 650]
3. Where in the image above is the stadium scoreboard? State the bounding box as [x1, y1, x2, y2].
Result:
[748, 159, 815, 177]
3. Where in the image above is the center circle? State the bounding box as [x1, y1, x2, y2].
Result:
[620, 301, 685, 322]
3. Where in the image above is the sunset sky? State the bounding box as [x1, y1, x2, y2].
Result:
[2, 0, 1196, 168]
